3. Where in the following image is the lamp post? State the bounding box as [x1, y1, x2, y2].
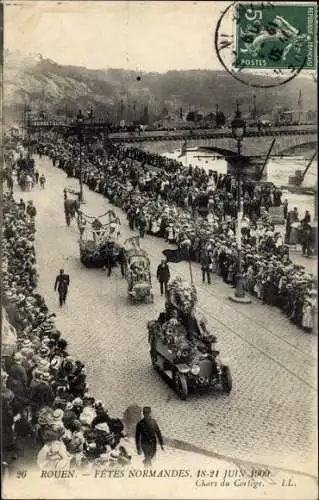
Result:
[22, 104, 33, 156]
[23, 104, 31, 141]
[229, 103, 251, 304]
[253, 94, 257, 122]
[75, 110, 84, 203]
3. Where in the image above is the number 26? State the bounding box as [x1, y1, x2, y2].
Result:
[16, 471, 27, 478]
[245, 9, 262, 21]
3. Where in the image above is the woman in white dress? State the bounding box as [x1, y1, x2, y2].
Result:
[167, 224, 174, 244]
[302, 297, 314, 332]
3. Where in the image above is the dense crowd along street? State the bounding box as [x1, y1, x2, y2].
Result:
[1, 131, 317, 480]
[31, 135, 317, 328]
[2, 192, 135, 473]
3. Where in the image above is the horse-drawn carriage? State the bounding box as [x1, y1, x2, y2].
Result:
[78, 210, 122, 268]
[147, 277, 232, 400]
[17, 155, 35, 191]
[124, 237, 153, 303]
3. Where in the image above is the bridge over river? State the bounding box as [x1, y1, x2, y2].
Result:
[109, 126, 317, 159]
[27, 121, 316, 158]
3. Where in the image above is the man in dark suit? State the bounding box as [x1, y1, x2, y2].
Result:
[117, 246, 127, 278]
[156, 259, 170, 295]
[103, 242, 114, 277]
[135, 407, 164, 467]
[54, 269, 70, 306]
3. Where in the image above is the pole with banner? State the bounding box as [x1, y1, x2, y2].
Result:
[179, 139, 187, 166]
[184, 139, 188, 168]
[187, 246, 194, 285]
[181, 238, 194, 285]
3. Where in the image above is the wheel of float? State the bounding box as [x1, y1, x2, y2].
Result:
[221, 366, 232, 394]
[173, 371, 188, 400]
[81, 255, 92, 268]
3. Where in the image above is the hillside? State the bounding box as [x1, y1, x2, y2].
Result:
[3, 50, 317, 125]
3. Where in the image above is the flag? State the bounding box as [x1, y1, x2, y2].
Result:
[162, 247, 189, 263]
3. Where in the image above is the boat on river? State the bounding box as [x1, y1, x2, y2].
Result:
[280, 185, 316, 196]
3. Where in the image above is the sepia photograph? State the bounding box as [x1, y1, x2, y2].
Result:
[1, 1, 318, 499]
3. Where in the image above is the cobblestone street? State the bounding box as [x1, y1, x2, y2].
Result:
[19, 156, 317, 475]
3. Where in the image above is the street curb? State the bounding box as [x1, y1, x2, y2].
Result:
[164, 437, 318, 482]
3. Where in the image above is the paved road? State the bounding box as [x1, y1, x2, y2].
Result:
[18, 157, 317, 475]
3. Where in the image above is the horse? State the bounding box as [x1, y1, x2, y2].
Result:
[25, 175, 33, 191]
[64, 198, 80, 226]
[18, 173, 27, 191]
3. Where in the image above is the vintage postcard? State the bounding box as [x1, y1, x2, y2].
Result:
[1, 1, 318, 499]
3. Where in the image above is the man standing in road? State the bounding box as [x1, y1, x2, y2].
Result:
[39, 174, 46, 189]
[156, 258, 170, 295]
[135, 406, 164, 467]
[200, 251, 213, 284]
[117, 246, 127, 278]
[26, 201, 37, 218]
[103, 241, 114, 277]
[54, 269, 70, 306]
[34, 169, 39, 184]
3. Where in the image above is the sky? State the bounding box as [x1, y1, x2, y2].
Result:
[4, 1, 231, 72]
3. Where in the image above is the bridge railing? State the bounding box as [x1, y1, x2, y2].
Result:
[108, 127, 317, 142]
[25, 122, 317, 142]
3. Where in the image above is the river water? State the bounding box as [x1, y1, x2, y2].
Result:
[162, 148, 317, 219]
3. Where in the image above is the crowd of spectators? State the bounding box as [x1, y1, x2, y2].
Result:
[1, 193, 132, 474]
[1, 134, 317, 478]
[36, 136, 316, 332]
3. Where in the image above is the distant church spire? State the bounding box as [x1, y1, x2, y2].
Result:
[298, 89, 303, 108]
[297, 89, 303, 123]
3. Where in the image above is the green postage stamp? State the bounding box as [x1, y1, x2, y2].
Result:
[235, 2, 317, 70]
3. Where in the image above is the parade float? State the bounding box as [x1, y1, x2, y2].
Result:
[124, 237, 153, 303]
[147, 277, 232, 400]
[78, 209, 122, 268]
